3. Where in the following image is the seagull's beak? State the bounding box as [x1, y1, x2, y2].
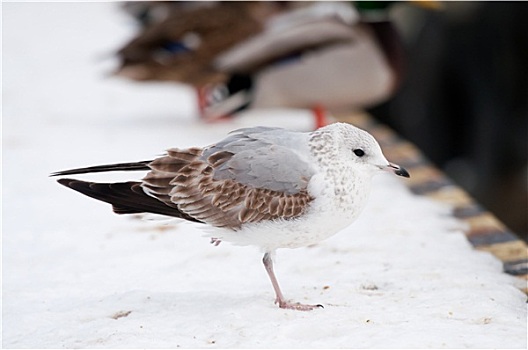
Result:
[385, 163, 410, 178]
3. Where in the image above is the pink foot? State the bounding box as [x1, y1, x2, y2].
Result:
[276, 298, 324, 311]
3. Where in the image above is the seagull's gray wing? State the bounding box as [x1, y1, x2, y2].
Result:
[203, 127, 314, 194]
[142, 127, 315, 229]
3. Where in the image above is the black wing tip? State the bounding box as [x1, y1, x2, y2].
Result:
[56, 178, 91, 192]
[50, 171, 65, 177]
[53, 177, 203, 224]
[50, 160, 152, 178]
[50, 169, 65, 177]
[56, 177, 74, 186]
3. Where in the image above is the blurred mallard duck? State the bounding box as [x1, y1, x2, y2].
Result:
[203, 1, 440, 128]
[115, 1, 304, 87]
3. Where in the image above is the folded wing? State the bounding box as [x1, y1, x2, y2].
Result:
[54, 127, 316, 230]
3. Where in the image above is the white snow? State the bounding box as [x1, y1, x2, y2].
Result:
[2, 2, 527, 349]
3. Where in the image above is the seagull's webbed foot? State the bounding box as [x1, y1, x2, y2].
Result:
[276, 298, 324, 311]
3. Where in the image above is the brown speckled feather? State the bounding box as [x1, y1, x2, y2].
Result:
[142, 147, 313, 230]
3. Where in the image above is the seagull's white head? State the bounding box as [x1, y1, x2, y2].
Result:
[327, 122, 410, 178]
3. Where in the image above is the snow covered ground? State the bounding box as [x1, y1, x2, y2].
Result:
[3, 2, 527, 348]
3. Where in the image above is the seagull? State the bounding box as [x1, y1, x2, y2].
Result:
[51, 123, 409, 311]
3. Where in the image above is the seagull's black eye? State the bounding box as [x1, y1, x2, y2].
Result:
[353, 149, 365, 157]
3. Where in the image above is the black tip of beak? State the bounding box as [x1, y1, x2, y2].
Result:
[395, 167, 410, 178]
[387, 163, 410, 178]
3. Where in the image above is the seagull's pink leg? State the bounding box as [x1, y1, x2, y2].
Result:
[262, 252, 323, 311]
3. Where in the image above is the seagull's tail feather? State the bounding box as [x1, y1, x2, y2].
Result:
[50, 161, 152, 177]
[56, 178, 203, 223]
